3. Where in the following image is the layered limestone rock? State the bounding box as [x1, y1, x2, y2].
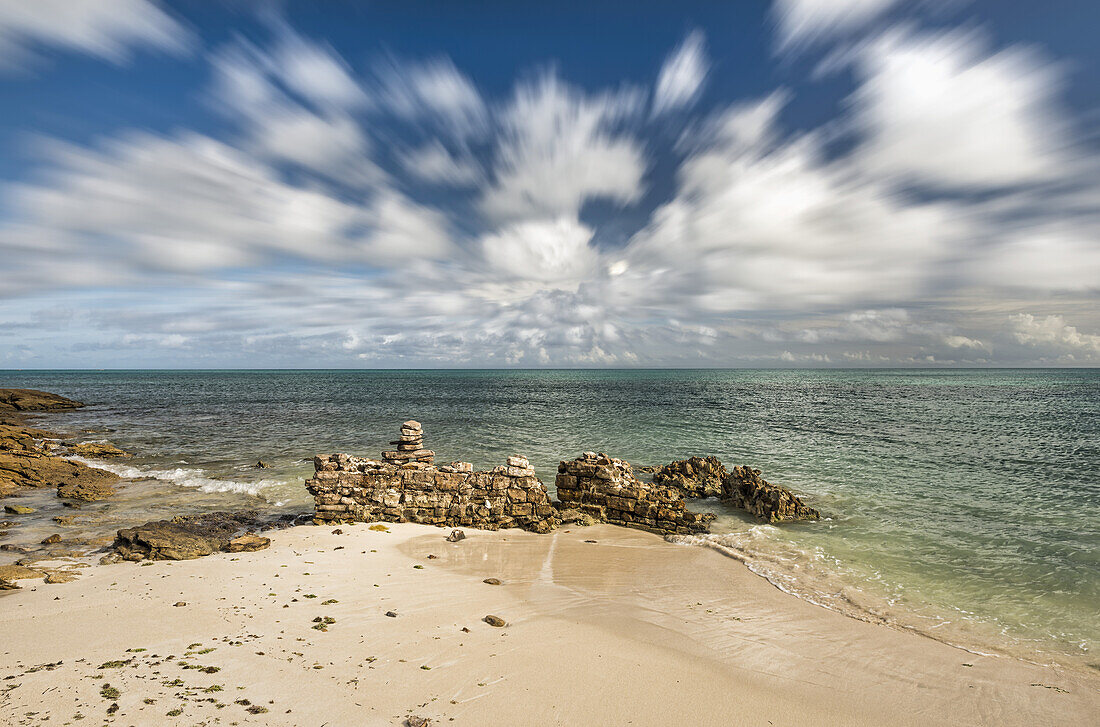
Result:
[555, 452, 714, 536]
[652, 455, 726, 498]
[0, 390, 120, 500]
[308, 452, 555, 533]
[307, 423, 556, 533]
[721, 465, 820, 522]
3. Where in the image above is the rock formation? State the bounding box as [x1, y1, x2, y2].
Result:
[0, 389, 84, 414]
[68, 442, 130, 458]
[1, 428, 118, 500]
[555, 452, 714, 536]
[0, 390, 120, 500]
[721, 465, 820, 523]
[307, 422, 556, 533]
[652, 455, 726, 498]
[112, 511, 273, 561]
[649, 454, 819, 523]
[381, 420, 435, 466]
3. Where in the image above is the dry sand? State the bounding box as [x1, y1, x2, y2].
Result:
[1, 522, 1096, 726]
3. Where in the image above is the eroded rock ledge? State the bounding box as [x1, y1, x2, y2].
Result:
[0, 389, 120, 501]
[652, 456, 819, 523]
[556, 452, 714, 536]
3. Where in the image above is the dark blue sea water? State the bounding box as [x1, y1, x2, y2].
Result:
[2, 369, 1097, 668]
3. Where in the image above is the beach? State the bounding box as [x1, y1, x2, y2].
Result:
[3, 522, 1096, 726]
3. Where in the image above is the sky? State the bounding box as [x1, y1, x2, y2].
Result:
[0, 0, 1098, 368]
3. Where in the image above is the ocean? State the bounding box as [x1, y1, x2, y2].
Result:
[2, 369, 1097, 670]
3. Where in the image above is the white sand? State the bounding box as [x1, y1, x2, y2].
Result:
[1, 522, 1096, 726]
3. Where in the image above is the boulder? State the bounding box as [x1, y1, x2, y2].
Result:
[4, 504, 35, 514]
[226, 533, 271, 552]
[0, 563, 44, 589]
[113, 511, 268, 561]
[68, 442, 129, 458]
[721, 466, 819, 522]
[652, 456, 726, 498]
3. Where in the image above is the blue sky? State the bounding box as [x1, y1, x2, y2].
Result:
[0, 0, 1098, 367]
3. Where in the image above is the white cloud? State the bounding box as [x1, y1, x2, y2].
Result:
[852, 29, 1067, 189]
[1009, 314, 1100, 356]
[398, 140, 483, 187]
[479, 217, 598, 289]
[653, 30, 709, 115]
[773, 0, 899, 50]
[0, 132, 376, 279]
[353, 191, 454, 265]
[0, 0, 190, 72]
[481, 74, 646, 221]
[376, 57, 487, 138]
[270, 28, 366, 111]
[626, 94, 965, 312]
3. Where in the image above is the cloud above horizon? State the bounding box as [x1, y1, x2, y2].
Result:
[0, 2, 1097, 367]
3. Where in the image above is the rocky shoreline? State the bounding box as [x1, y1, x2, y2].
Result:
[305, 420, 819, 536]
[2, 389, 822, 590]
[0, 388, 125, 502]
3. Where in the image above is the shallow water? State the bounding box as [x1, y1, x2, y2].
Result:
[1, 369, 1097, 669]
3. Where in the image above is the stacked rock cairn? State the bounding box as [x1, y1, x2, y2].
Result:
[382, 420, 434, 466]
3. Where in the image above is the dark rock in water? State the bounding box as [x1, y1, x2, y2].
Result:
[483, 578, 502, 586]
[226, 533, 271, 552]
[721, 465, 819, 522]
[4, 504, 35, 514]
[653, 456, 726, 498]
[255, 460, 268, 469]
[482, 614, 506, 627]
[385, 610, 398, 618]
[174, 601, 186, 607]
[113, 511, 270, 561]
[445, 529, 465, 542]
[41, 534, 61, 545]
[0, 389, 84, 413]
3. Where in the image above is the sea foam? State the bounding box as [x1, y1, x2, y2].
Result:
[67, 456, 286, 500]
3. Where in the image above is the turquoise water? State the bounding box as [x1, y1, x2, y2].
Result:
[1, 369, 1097, 668]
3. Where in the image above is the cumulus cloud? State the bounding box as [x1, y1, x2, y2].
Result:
[652, 30, 708, 115]
[852, 29, 1068, 189]
[1009, 314, 1100, 359]
[0, 0, 190, 72]
[480, 74, 646, 222]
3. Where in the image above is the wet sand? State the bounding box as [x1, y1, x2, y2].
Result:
[1, 522, 1096, 726]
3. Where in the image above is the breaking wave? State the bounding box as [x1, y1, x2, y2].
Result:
[68, 456, 287, 501]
